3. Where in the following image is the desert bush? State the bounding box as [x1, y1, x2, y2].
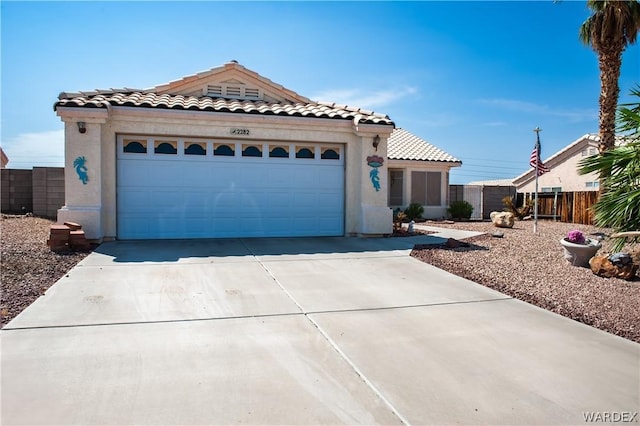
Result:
[503, 196, 533, 220]
[403, 203, 424, 221]
[448, 200, 473, 220]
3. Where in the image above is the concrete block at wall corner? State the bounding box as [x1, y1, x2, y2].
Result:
[360, 205, 393, 235]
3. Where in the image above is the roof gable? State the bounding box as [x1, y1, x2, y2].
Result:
[152, 61, 310, 103]
[54, 61, 394, 126]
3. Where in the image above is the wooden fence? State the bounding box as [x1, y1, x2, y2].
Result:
[521, 191, 598, 225]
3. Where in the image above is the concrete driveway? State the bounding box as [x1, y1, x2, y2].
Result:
[2, 231, 639, 425]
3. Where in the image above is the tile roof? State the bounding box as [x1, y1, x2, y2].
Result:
[54, 91, 394, 125]
[54, 60, 395, 126]
[387, 128, 461, 163]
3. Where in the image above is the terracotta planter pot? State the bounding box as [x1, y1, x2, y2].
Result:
[560, 238, 601, 267]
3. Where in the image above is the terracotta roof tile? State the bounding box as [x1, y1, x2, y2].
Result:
[54, 91, 394, 125]
[388, 128, 460, 163]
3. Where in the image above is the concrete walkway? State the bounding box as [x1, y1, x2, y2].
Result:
[2, 228, 638, 425]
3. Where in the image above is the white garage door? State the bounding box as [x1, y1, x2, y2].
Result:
[116, 136, 344, 239]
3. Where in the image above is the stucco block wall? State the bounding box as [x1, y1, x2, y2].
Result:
[1, 168, 66, 218]
[32, 167, 65, 218]
[1, 169, 33, 214]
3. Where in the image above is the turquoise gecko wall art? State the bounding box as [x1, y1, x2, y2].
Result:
[367, 155, 383, 192]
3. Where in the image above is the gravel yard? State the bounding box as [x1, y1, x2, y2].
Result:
[411, 219, 640, 343]
[2, 216, 639, 343]
[1, 216, 92, 327]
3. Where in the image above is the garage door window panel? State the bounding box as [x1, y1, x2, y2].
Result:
[242, 145, 262, 157]
[296, 147, 315, 159]
[184, 142, 206, 156]
[155, 141, 177, 155]
[321, 148, 340, 160]
[123, 140, 147, 154]
[214, 144, 235, 157]
[269, 146, 289, 158]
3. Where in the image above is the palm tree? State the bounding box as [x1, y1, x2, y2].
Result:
[579, 85, 640, 251]
[579, 0, 640, 155]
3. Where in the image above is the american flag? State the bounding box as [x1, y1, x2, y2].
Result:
[529, 140, 549, 176]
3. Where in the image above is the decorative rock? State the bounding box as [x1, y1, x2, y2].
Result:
[589, 255, 638, 280]
[490, 211, 514, 228]
[491, 231, 504, 238]
[445, 238, 460, 248]
[445, 238, 469, 248]
[609, 252, 632, 266]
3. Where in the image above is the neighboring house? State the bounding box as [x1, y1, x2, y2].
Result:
[54, 61, 400, 240]
[513, 133, 603, 193]
[466, 179, 514, 186]
[1, 148, 8, 168]
[387, 128, 461, 218]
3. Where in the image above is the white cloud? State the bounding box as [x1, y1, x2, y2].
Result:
[1, 129, 65, 169]
[311, 86, 418, 110]
[477, 98, 597, 122]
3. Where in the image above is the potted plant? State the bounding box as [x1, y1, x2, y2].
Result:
[560, 230, 601, 267]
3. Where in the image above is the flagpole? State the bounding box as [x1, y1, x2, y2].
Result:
[533, 127, 541, 234]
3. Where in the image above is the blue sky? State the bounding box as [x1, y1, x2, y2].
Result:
[1, 1, 638, 184]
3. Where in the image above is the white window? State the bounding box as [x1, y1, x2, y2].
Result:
[541, 187, 562, 193]
[389, 170, 404, 206]
[411, 171, 441, 206]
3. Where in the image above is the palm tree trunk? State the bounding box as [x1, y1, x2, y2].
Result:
[597, 46, 623, 194]
[597, 48, 622, 155]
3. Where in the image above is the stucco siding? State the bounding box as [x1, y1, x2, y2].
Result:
[57, 106, 393, 240]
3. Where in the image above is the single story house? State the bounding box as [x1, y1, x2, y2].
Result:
[513, 133, 602, 193]
[387, 128, 461, 218]
[54, 61, 456, 240]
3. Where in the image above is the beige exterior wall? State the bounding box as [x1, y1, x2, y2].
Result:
[387, 159, 458, 219]
[57, 106, 393, 240]
[515, 138, 599, 193]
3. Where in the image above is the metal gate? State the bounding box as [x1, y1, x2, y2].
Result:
[462, 185, 482, 220]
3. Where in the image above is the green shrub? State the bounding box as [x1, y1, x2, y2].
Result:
[404, 203, 424, 221]
[448, 200, 473, 220]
